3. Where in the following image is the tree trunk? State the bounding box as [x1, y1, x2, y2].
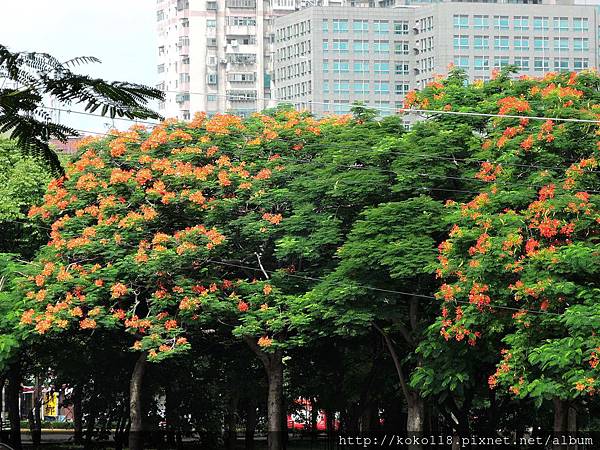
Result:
[266, 351, 284, 450]
[568, 406, 577, 450]
[165, 381, 179, 447]
[225, 390, 239, 450]
[243, 337, 285, 450]
[6, 362, 22, 450]
[375, 325, 424, 450]
[553, 398, 568, 450]
[27, 376, 43, 447]
[73, 385, 83, 445]
[129, 352, 147, 450]
[244, 398, 257, 450]
[407, 394, 425, 441]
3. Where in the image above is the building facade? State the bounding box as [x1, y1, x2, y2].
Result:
[156, 0, 298, 119]
[154, 0, 425, 119]
[274, 1, 598, 116]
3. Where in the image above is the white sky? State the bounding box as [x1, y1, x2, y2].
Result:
[0, 1, 158, 133]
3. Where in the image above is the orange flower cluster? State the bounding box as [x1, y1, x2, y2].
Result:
[468, 233, 491, 256]
[497, 96, 531, 115]
[475, 162, 502, 182]
[468, 283, 491, 310]
[262, 213, 282, 225]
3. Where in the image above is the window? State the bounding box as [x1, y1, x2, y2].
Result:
[514, 57, 529, 71]
[354, 81, 369, 94]
[394, 41, 409, 55]
[454, 35, 469, 49]
[553, 17, 568, 31]
[394, 20, 409, 35]
[333, 60, 349, 72]
[574, 58, 589, 70]
[207, 95, 217, 101]
[374, 82, 389, 94]
[395, 62, 409, 75]
[228, 16, 256, 26]
[494, 36, 509, 50]
[534, 37, 549, 51]
[353, 40, 369, 53]
[374, 41, 390, 53]
[322, 19, 329, 32]
[533, 16, 548, 30]
[474, 56, 489, 71]
[323, 40, 329, 52]
[573, 18, 589, 32]
[157, 10, 164, 21]
[454, 55, 469, 69]
[207, 73, 217, 84]
[574, 38, 589, 52]
[514, 16, 529, 30]
[157, 64, 165, 73]
[395, 83, 410, 95]
[554, 37, 568, 51]
[374, 20, 389, 34]
[334, 81, 349, 94]
[354, 61, 369, 73]
[494, 56, 509, 68]
[179, 72, 190, 82]
[322, 60, 329, 73]
[534, 57, 549, 71]
[323, 81, 329, 94]
[333, 19, 349, 33]
[514, 37, 529, 51]
[474, 36, 489, 49]
[332, 39, 349, 53]
[494, 16, 509, 30]
[333, 101, 350, 114]
[374, 62, 389, 74]
[353, 20, 368, 32]
[207, 19, 216, 27]
[554, 58, 569, 71]
[453, 14, 468, 29]
[473, 15, 489, 29]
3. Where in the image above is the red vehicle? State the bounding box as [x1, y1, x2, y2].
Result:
[286, 399, 340, 431]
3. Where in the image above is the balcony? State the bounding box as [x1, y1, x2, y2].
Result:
[226, 0, 257, 7]
[177, 44, 189, 56]
[226, 53, 257, 65]
[226, 90, 257, 102]
[226, 25, 256, 36]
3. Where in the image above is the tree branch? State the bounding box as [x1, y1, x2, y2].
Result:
[373, 323, 412, 404]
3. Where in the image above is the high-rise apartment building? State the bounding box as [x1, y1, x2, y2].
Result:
[274, 0, 598, 116]
[156, 0, 298, 119]
[155, 0, 421, 119]
[156, 0, 288, 119]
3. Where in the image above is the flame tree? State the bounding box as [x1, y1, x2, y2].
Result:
[410, 69, 600, 441]
[19, 109, 350, 450]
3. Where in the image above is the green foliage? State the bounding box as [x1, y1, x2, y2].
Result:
[412, 70, 600, 404]
[0, 44, 164, 173]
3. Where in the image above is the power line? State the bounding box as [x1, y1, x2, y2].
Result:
[47, 102, 600, 174]
[41, 105, 161, 127]
[160, 89, 600, 125]
[206, 260, 563, 318]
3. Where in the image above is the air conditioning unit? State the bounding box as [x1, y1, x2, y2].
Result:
[231, 39, 239, 47]
[220, 58, 228, 64]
